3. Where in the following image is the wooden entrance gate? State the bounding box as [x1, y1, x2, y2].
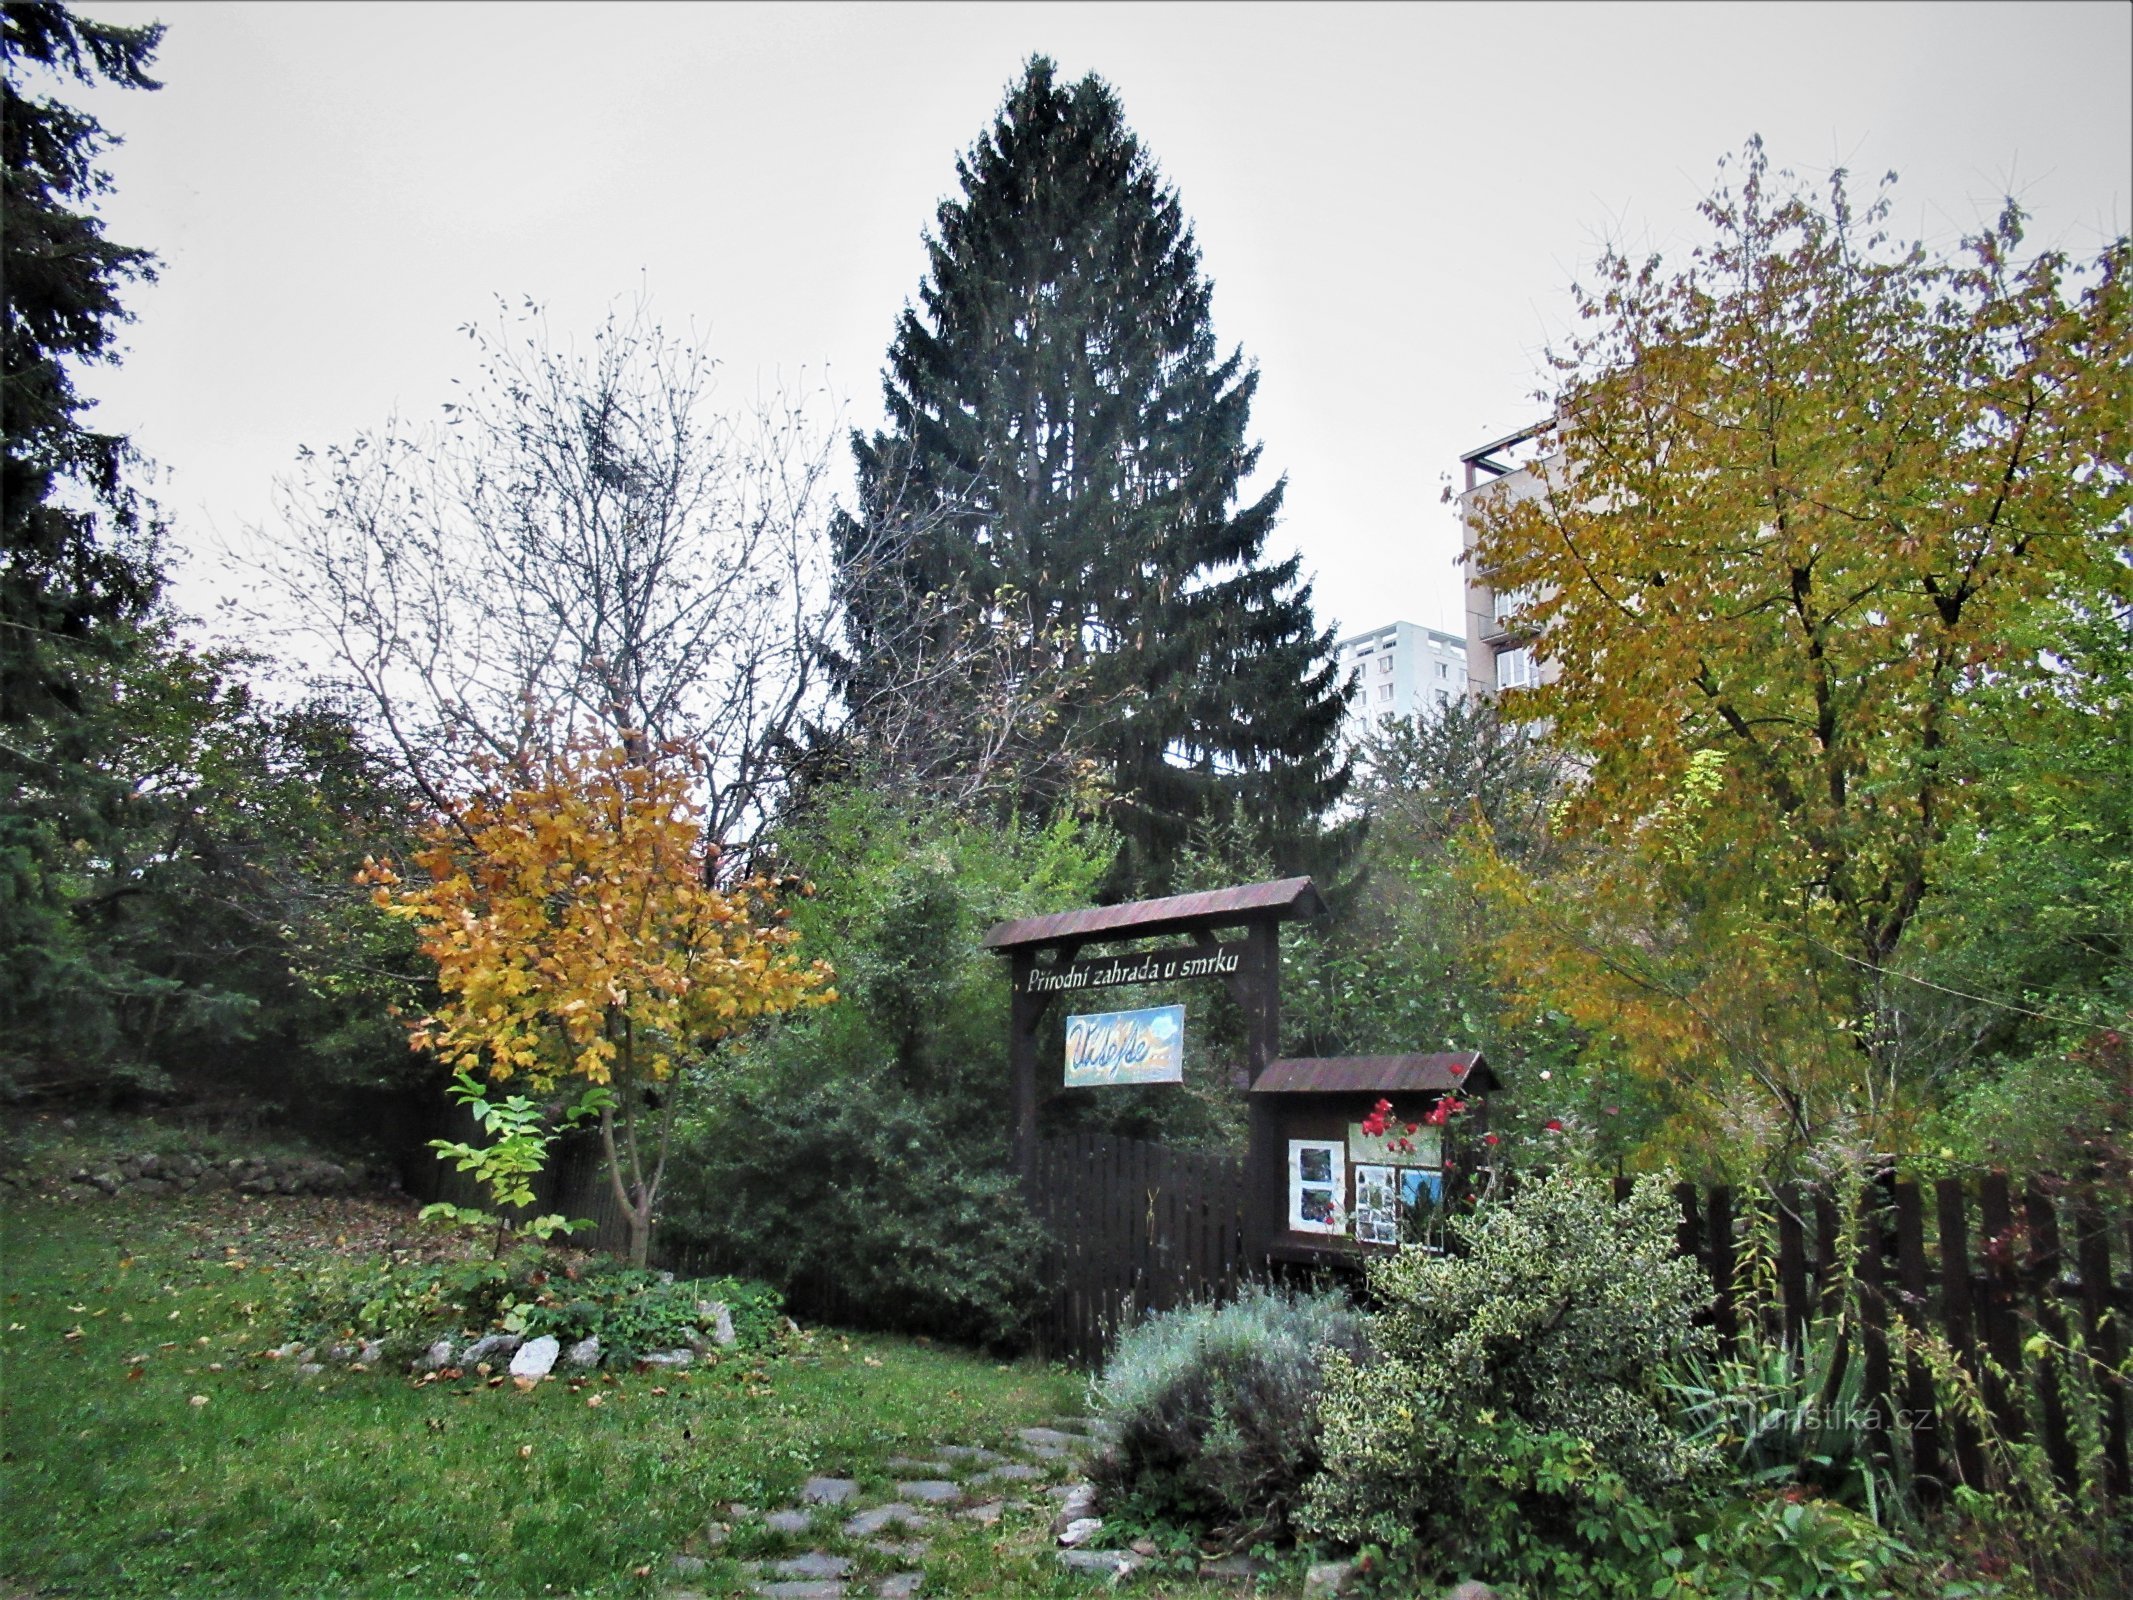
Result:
[1026, 1131, 1250, 1366]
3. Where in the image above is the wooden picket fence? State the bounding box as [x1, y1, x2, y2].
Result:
[1662, 1172, 2131, 1504]
[1025, 1132, 1249, 1365]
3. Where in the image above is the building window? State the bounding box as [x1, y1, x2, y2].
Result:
[1498, 645, 1539, 690]
[1376, 682, 1394, 702]
[1436, 662, 1448, 678]
[1378, 656, 1392, 675]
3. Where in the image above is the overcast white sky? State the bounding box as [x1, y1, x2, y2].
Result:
[64, 1, 2133, 655]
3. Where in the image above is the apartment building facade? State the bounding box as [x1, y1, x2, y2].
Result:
[1456, 420, 1559, 697]
[1336, 619, 1468, 736]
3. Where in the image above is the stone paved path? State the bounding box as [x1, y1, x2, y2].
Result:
[663, 1411, 1104, 1599]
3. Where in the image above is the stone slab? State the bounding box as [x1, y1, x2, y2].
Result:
[842, 1503, 928, 1538]
[770, 1553, 851, 1580]
[800, 1476, 860, 1505]
[895, 1480, 961, 1505]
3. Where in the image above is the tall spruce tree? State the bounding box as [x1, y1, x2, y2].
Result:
[2, 2, 164, 723]
[834, 57, 1348, 888]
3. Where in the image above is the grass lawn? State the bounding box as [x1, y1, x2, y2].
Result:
[0, 1189, 1258, 1598]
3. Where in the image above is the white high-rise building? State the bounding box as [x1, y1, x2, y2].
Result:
[1336, 620, 1469, 736]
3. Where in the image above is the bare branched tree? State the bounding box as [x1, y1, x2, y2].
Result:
[258, 297, 847, 852]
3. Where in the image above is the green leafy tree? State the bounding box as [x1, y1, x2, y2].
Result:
[833, 57, 1348, 888]
[1464, 142, 2132, 1167]
[1, 621, 431, 1114]
[661, 782, 1114, 1345]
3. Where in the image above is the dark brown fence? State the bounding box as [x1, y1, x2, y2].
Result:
[1026, 1132, 1248, 1365]
[1659, 1172, 2131, 1504]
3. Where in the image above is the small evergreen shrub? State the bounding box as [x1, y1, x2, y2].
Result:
[1091, 1285, 1366, 1537]
[1305, 1168, 1717, 1568]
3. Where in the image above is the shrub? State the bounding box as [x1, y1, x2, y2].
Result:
[1090, 1285, 1366, 1538]
[1305, 1169, 1717, 1566]
[517, 1267, 784, 1361]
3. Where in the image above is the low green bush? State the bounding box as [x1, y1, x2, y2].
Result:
[518, 1266, 784, 1360]
[1090, 1285, 1366, 1539]
[1306, 1169, 1718, 1572]
[276, 1245, 783, 1360]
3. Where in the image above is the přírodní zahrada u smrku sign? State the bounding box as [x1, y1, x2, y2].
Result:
[1063, 1004, 1184, 1087]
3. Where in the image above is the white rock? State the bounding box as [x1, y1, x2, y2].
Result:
[695, 1300, 737, 1346]
[564, 1335, 601, 1368]
[1051, 1483, 1098, 1535]
[415, 1338, 455, 1372]
[509, 1335, 560, 1380]
[1058, 1517, 1104, 1548]
[637, 1348, 693, 1368]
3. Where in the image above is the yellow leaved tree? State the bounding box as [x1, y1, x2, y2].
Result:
[361, 740, 834, 1266]
[1463, 143, 2130, 1172]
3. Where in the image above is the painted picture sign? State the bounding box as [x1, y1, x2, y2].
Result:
[1063, 1004, 1185, 1087]
[1347, 1120, 1442, 1168]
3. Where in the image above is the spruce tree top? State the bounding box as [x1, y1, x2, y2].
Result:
[840, 57, 1349, 885]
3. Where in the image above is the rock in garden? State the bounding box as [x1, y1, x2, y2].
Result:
[509, 1336, 559, 1380]
[1304, 1559, 1360, 1597]
[669, 1554, 707, 1577]
[770, 1553, 851, 1580]
[875, 1574, 923, 1599]
[895, 1480, 960, 1505]
[975, 1462, 1042, 1483]
[1444, 1585, 1498, 1600]
[765, 1509, 813, 1536]
[752, 1584, 845, 1600]
[356, 1339, 383, 1366]
[695, 1299, 737, 1346]
[799, 1476, 858, 1505]
[1057, 1550, 1144, 1577]
[1051, 1483, 1098, 1534]
[1199, 1553, 1264, 1582]
[295, 1362, 324, 1377]
[934, 1445, 1003, 1463]
[958, 1500, 1004, 1525]
[415, 1338, 455, 1372]
[637, 1348, 693, 1369]
[460, 1333, 521, 1365]
[564, 1335, 601, 1368]
[1057, 1517, 1104, 1548]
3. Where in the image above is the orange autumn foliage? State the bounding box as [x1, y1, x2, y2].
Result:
[358, 740, 833, 1263]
